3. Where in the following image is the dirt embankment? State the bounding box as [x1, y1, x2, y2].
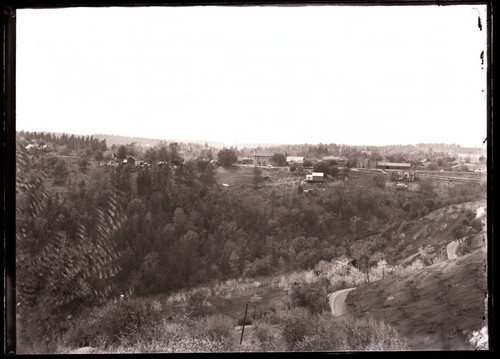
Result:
[345, 247, 488, 350]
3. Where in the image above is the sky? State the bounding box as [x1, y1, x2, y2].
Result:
[16, 5, 488, 148]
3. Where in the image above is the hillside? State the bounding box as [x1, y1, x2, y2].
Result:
[92, 134, 225, 148]
[345, 246, 487, 350]
[15, 131, 488, 353]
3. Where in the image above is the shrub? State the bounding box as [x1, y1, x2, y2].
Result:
[289, 281, 330, 314]
[278, 307, 313, 351]
[189, 314, 235, 352]
[251, 319, 285, 351]
[65, 297, 164, 349]
[338, 315, 410, 351]
[296, 314, 409, 351]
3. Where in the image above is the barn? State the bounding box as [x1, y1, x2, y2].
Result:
[376, 162, 411, 170]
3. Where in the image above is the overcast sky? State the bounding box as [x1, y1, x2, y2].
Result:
[16, 5, 487, 147]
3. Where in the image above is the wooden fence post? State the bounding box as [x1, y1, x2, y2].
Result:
[240, 303, 249, 345]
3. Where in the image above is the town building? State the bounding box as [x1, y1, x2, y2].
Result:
[306, 172, 324, 182]
[252, 152, 274, 166]
[123, 156, 136, 166]
[376, 162, 411, 170]
[286, 156, 304, 165]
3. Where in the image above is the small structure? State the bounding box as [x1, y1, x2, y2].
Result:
[286, 156, 304, 165]
[306, 172, 324, 182]
[25, 143, 48, 151]
[376, 162, 411, 171]
[123, 156, 136, 166]
[336, 255, 357, 268]
[252, 152, 274, 166]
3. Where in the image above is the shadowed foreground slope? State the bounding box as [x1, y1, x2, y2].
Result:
[345, 246, 488, 350]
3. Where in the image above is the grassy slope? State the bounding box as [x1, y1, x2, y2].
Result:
[345, 244, 487, 350]
[212, 166, 489, 350]
[392, 200, 486, 263]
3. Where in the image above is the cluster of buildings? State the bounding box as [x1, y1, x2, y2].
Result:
[248, 151, 349, 168]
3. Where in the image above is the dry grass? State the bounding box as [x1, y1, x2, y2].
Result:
[346, 248, 488, 350]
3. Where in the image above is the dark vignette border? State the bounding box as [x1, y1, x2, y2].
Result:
[2, 0, 494, 355]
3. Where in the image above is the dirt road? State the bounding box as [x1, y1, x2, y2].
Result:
[447, 241, 459, 260]
[328, 288, 356, 316]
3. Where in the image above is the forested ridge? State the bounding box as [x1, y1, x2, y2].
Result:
[15, 131, 486, 352]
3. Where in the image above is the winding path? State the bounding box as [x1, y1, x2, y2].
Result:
[447, 241, 459, 260]
[447, 205, 485, 261]
[328, 288, 356, 316]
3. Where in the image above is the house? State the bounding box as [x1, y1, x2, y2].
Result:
[335, 255, 357, 268]
[286, 156, 304, 165]
[25, 143, 48, 151]
[376, 162, 411, 170]
[322, 156, 348, 167]
[306, 172, 324, 182]
[123, 156, 136, 166]
[252, 151, 274, 166]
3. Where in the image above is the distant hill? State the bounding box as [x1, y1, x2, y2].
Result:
[92, 134, 225, 149]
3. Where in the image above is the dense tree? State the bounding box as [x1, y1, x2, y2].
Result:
[313, 160, 339, 177]
[117, 145, 127, 160]
[53, 159, 70, 185]
[78, 154, 90, 172]
[16, 142, 124, 351]
[137, 169, 152, 196]
[252, 166, 263, 188]
[217, 148, 237, 168]
[272, 153, 287, 166]
[169, 142, 183, 166]
[94, 150, 103, 165]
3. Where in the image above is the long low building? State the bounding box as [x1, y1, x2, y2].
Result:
[306, 172, 324, 182]
[286, 156, 304, 164]
[376, 162, 411, 170]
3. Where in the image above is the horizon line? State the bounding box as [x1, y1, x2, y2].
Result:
[16, 129, 486, 150]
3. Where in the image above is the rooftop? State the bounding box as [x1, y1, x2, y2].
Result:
[377, 162, 411, 167]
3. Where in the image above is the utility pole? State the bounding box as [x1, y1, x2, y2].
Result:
[240, 303, 249, 345]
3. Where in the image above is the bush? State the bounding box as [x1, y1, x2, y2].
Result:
[65, 297, 164, 349]
[337, 315, 409, 351]
[289, 281, 329, 314]
[278, 307, 313, 351]
[251, 319, 285, 351]
[189, 314, 235, 352]
[295, 314, 409, 351]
